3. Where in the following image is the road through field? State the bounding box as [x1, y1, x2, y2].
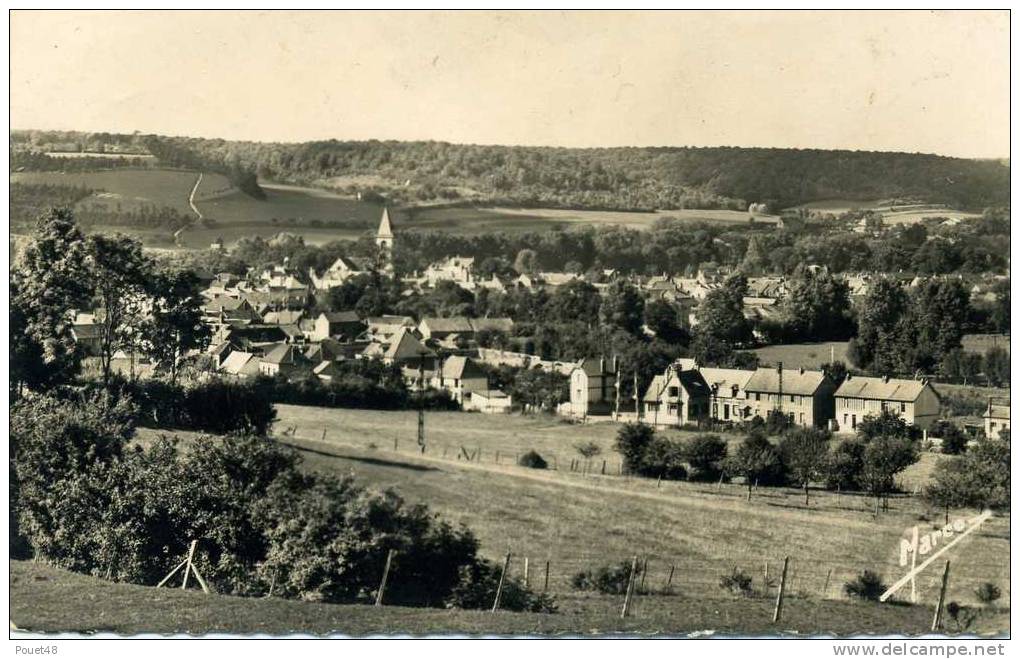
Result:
[188, 172, 204, 221]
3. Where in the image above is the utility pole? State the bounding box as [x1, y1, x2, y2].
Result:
[633, 371, 639, 418]
[417, 350, 427, 453]
[776, 360, 784, 416]
[613, 366, 621, 420]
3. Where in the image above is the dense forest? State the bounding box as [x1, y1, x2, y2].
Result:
[11, 130, 1009, 211]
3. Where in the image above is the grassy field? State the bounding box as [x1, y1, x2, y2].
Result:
[23, 407, 1007, 636]
[749, 342, 850, 369]
[11, 168, 218, 216]
[263, 405, 1009, 616]
[790, 199, 982, 225]
[15, 559, 1001, 636]
[751, 335, 1010, 371]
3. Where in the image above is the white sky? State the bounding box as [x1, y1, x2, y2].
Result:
[10, 10, 1010, 158]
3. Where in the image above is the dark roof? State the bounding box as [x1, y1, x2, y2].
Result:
[320, 311, 362, 323]
[577, 357, 616, 377]
[72, 324, 102, 339]
[263, 343, 306, 366]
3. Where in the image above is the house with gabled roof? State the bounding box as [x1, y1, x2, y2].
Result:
[218, 351, 261, 379]
[700, 366, 756, 423]
[258, 343, 310, 377]
[744, 366, 837, 428]
[309, 255, 374, 290]
[418, 317, 475, 341]
[984, 400, 1010, 439]
[431, 356, 489, 405]
[311, 311, 366, 342]
[642, 365, 711, 426]
[565, 356, 618, 418]
[834, 375, 941, 433]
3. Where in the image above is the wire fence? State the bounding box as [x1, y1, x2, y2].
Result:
[270, 420, 1010, 611]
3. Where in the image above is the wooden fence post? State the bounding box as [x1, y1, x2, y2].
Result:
[393, 437, 398, 451]
[181, 539, 197, 591]
[621, 555, 639, 618]
[601, 460, 606, 475]
[772, 556, 789, 623]
[492, 550, 512, 612]
[544, 560, 550, 592]
[639, 558, 648, 592]
[822, 568, 832, 599]
[375, 549, 395, 607]
[932, 561, 951, 632]
[665, 563, 675, 590]
[763, 561, 769, 596]
[523, 557, 530, 589]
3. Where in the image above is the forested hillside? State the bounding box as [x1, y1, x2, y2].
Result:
[11, 130, 1009, 211]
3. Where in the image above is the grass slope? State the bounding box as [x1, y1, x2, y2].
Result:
[265, 406, 1009, 612]
[11, 560, 1005, 636]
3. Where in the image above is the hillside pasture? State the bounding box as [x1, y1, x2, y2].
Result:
[11, 168, 218, 216]
[266, 405, 1007, 614]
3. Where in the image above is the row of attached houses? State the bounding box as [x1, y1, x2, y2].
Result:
[564, 358, 942, 433]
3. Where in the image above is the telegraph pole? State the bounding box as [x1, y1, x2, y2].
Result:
[417, 350, 427, 453]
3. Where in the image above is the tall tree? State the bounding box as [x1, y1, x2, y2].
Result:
[84, 234, 152, 387]
[779, 427, 831, 505]
[10, 208, 91, 393]
[780, 269, 854, 341]
[140, 267, 211, 384]
[599, 280, 645, 335]
[694, 274, 752, 346]
[848, 277, 909, 372]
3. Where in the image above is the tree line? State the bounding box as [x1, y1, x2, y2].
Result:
[20, 130, 1007, 210]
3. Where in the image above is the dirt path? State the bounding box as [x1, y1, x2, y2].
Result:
[188, 172, 204, 221]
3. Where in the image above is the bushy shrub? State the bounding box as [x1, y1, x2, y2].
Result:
[684, 434, 728, 481]
[571, 561, 642, 595]
[446, 561, 557, 613]
[824, 439, 866, 490]
[931, 419, 968, 455]
[111, 377, 276, 435]
[11, 392, 546, 611]
[253, 370, 459, 412]
[844, 570, 886, 601]
[975, 582, 1002, 606]
[518, 450, 548, 469]
[640, 437, 688, 480]
[615, 423, 655, 475]
[719, 567, 754, 597]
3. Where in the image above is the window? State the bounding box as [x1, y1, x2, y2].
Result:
[712, 403, 718, 417]
[901, 402, 906, 413]
[724, 404, 730, 420]
[790, 394, 795, 403]
[668, 386, 679, 398]
[755, 392, 761, 402]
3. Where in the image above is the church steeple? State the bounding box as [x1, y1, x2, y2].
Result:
[376, 207, 394, 273]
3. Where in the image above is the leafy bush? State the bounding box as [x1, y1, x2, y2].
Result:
[615, 423, 655, 475]
[640, 437, 688, 480]
[10, 392, 547, 611]
[574, 441, 602, 459]
[111, 377, 276, 435]
[684, 434, 728, 481]
[719, 567, 754, 597]
[825, 439, 866, 490]
[974, 582, 1002, 606]
[518, 450, 548, 469]
[571, 561, 642, 595]
[446, 560, 557, 613]
[931, 419, 968, 455]
[844, 570, 886, 601]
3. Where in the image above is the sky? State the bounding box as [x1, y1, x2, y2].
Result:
[9, 10, 1010, 158]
